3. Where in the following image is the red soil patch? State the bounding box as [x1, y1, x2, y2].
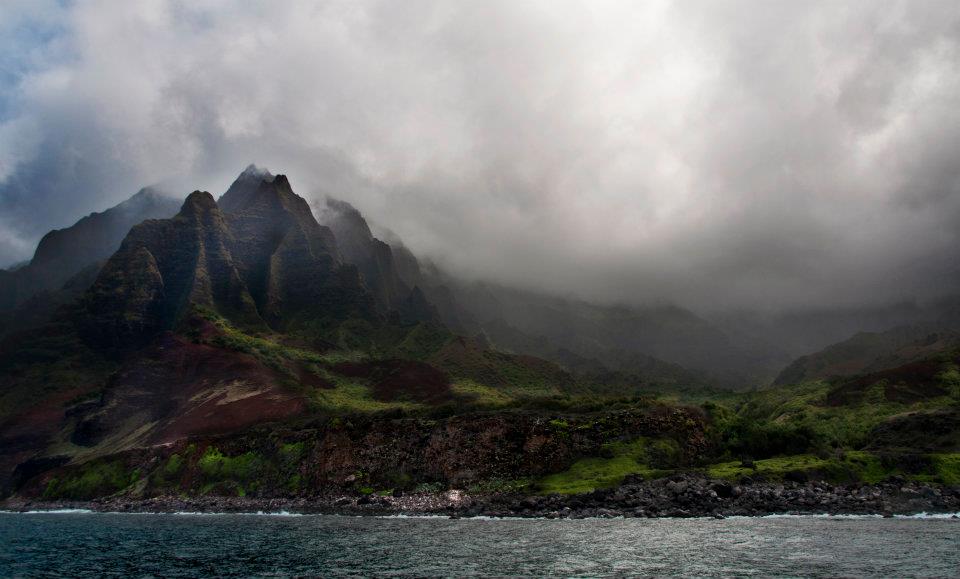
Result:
[0, 386, 92, 447]
[0, 385, 98, 488]
[332, 359, 452, 404]
[75, 332, 308, 446]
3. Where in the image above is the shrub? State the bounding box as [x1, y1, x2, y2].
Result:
[43, 460, 139, 500]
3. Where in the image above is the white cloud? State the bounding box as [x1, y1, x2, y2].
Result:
[0, 0, 958, 310]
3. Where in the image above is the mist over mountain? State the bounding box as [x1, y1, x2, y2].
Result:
[319, 197, 439, 325]
[3, 163, 958, 390]
[0, 1, 957, 474]
[2, 1, 959, 319]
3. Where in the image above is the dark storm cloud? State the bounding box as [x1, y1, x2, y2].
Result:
[0, 0, 958, 311]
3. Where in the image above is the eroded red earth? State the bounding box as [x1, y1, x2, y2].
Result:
[75, 332, 308, 446]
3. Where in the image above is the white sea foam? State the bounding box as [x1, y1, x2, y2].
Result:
[1, 509, 310, 517]
[2, 509, 96, 514]
[168, 511, 312, 517]
[894, 512, 960, 519]
[721, 512, 960, 520]
[3, 509, 957, 519]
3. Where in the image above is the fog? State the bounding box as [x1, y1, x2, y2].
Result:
[1, 0, 959, 312]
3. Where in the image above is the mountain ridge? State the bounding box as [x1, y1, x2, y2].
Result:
[0, 187, 182, 312]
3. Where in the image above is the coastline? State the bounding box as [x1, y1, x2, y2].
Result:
[5, 473, 959, 519]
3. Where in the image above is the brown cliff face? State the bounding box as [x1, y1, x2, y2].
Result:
[13, 405, 708, 499]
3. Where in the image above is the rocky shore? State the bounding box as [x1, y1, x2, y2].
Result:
[4, 473, 959, 519]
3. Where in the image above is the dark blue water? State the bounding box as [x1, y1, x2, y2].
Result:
[1, 512, 958, 577]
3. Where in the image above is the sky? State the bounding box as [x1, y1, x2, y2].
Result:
[0, 0, 959, 312]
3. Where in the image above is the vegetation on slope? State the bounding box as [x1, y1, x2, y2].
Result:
[536, 438, 677, 494]
[525, 350, 960, 494]
[187, 306, 610, 415]
[9, 308, 960, 500]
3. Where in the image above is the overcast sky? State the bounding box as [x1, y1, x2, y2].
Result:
[1, 0, 958, 311]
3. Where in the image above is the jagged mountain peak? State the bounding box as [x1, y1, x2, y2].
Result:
[219, 165, 275, 213]
[179, 190, 219, 215]
[317, 196, 437, 323]
[322, 197, 373, 239]
[30, 187, 181, 268]
[219, 168, 315, 222]
[120, 186, 170, 207]
[222, 172, 339, 262]
[74, 166, 371, 336]
[248, 174, 312, 216]
[242, 163, 274, 180]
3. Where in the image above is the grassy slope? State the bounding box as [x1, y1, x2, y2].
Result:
[537, 438, 675, 494]
[192, 307, 626, 415]
[192, 307, 423, 414]
[684, 351, 960, 489]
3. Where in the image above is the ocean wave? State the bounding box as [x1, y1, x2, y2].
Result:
[894, 512, 960, 519]
[1, 509, 309, 517]
[729, 512, 960, 520]
[169, 511, 308, 517]
[3, 509, 958, 519]
[1, 509, 96, 515]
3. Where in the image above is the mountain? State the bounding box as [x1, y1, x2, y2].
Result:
[712, 298, 960, 363]
[309, 198, 785, 388]
[773, 324, 960, 385]
[0, 187, 182, 312]
[313, 200, 721, 390]
[319, 198, 439, 324]
[80, 172, 382, 348]
[0, 261, 103, 340]
[79, 191, 263, 347]
[218, 170, 374, 330]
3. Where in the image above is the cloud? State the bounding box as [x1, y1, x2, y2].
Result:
[0, 0, 958, 311]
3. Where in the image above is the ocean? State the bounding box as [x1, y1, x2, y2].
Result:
[1, 511, 958, 577]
